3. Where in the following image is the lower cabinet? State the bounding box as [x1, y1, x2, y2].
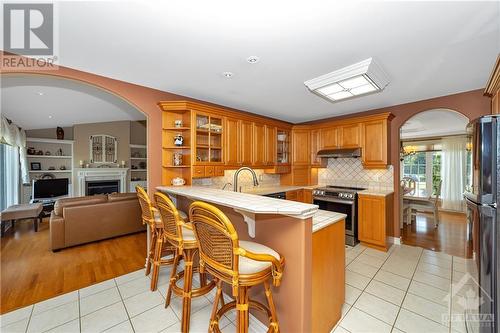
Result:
[286, 189, 313, 204]
[358, 193, 394, 251]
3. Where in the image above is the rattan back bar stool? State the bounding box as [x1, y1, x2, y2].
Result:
[136, 186, 175, 291]
[189, 201, 285, 333]
[154, 192, 215, 333]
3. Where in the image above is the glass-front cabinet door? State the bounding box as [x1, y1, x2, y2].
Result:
[194, 112, 223, 164]
[277, 129, 290, 164]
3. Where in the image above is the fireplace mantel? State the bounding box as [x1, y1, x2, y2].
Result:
[75, 168, 128, 196]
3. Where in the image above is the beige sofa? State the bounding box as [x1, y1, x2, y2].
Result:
[49, 193, 145, 251]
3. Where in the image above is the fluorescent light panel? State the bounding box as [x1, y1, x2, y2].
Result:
[304, 58, 389, 103]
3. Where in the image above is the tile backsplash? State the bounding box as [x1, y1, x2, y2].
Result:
[192, 169, 280, 190]
[318, 158, 394, 191]
[192, 158, 393, 192]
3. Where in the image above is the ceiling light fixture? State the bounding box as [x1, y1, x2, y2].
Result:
[247, 56, 259, 64]
[222, 71, 233, 78]
[48, 115, 53, 119]
[304, 58, 389, 103]
[37, 92, 44, 96]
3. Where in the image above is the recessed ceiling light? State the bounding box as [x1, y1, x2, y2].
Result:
[304, 58, 389, 103]
[247, 56, 259, 64]
[37, 92, 44, 96]
[48, 115, 53, 119]
[222, 71, 234, 78]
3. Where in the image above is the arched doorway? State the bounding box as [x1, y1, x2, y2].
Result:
[2, 73, 150, 195]
[399, 108, 470, 257]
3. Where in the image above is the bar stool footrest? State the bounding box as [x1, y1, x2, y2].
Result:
[211, 299, 276, 333]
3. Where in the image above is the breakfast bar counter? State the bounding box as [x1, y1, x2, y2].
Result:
[157, 186, 346, 332]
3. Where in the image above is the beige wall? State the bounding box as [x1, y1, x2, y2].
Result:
[130, 120, 146, 145]
[73, 121, 131, 167]
[26, 127, 74, 140]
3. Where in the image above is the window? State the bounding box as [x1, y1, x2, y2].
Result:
[403, 151, 442, 196]
[0, 143, 20, 211]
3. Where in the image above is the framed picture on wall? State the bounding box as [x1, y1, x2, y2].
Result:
[30, 162, 41, 171]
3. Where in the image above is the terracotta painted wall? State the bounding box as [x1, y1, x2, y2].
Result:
[303, 89, 491, 237]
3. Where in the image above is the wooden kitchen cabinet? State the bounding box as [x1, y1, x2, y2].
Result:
[302, 189, 313, 204]
[339, 124, 360, 148]
[319, 127, 338, 149]
[277, 129, 290, 165]
[358, 193, 394, 251]
[310, 129, 323, 167]
[285, 190, 299, 201]
[265, 125, 277, 166]
[193, 112, 223, 164]
[485, 55, 500, 114]
[253, 122, 266, 166]
[361, 119, 389, 169]
[224, 117, 240, 166]
[239, 120, 254, 165]
[192, 165, 205, 178]
[292, 129, 310, 165]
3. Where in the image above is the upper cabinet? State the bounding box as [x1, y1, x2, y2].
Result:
[338, 124, 360, 148]
[361, 118, 389, 169]
[310, 129, 322, 166]
[484, 55, 500, 115]
[319, 127, 338, 149]
[264, 125, 277, 166]
[252, 122, 266, 166]
[277, 129, 291, 165]
[224, 117, 240, 166]
[292, 129, 310, 165]
[194, 112, 223, 164]
[239, 120, 254, 166]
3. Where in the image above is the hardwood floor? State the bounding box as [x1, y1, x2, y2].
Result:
[401, 211, 471, 258]
[0, 218, 147, 314]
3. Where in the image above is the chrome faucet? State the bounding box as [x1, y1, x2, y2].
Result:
[221, 182, 232, 191]
[233, 167, 259, 192]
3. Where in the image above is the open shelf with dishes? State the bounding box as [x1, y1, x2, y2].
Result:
[23, 137, 74, 203]
[160, 105, 193, 185]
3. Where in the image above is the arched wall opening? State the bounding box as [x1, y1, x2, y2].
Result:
[1, 66, 187, 195]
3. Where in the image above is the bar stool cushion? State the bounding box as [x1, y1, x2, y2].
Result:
[154, 210, 188, 227]
[181, 225, 196, 241]
[238, 240, 280, 275]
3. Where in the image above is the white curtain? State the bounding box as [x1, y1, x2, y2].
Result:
[441, 137, 467, 211]
[2, 144, 20, 209]
[0, 116, 29, 184]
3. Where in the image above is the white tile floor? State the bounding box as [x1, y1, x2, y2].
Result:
[0, 244, 474, 333]
[337, 243, 472, 333]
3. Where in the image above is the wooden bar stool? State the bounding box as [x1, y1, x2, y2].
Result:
[154, 192, 215, 333]
[189, 201, 285, 333]
[136, 186, 176, 291]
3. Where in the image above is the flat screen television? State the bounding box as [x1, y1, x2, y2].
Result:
[32, 178, 69, 199]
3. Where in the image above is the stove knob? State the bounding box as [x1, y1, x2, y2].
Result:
[339, 193, 344, 198]
[349, 193, 354, 199]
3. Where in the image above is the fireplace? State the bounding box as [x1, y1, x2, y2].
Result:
[86, 180, 120, 195]
[76, 168, 128, 196]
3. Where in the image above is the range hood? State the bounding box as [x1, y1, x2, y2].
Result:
[317, 148, 362, 158]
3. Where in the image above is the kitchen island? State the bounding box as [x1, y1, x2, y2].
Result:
[157, 186, 346, 333]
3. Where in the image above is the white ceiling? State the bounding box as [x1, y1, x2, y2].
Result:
[400, 109, 469, 139]
[1, 75, 145, 129]
[1, 1, 499, 123]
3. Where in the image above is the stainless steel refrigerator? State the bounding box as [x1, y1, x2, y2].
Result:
[465, 114, 499, 333]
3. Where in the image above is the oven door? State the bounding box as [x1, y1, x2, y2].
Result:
[313, 196, 356, 245]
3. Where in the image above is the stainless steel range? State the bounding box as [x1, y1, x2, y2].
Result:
[312, 185, 366, 246]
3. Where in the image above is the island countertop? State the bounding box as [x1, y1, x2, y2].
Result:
[157, 185, 318, 219]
